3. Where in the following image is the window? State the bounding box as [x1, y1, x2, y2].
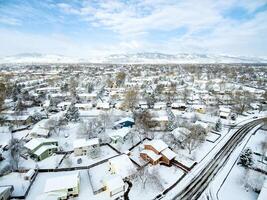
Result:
[68, 188, 73, 192]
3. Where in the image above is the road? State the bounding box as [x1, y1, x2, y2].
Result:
[161, 117, 266, 200]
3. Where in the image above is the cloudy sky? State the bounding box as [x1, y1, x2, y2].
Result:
[0, 0, 267, 58]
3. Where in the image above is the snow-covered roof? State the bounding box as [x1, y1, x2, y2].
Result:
[24, 138, 57, 151]
[154, 102, 166, 109]
[171, 102, 186, 107]
[108, 127, 131, 139]
[161, 148, 177, 160]
[96, 102, 110, 109]
[152, 115, 169, 121]
[29, 119, 50, 137]
[114, 117, 134, 126]
[34, 145, 57, 156]
[219, 106, 231, 113]
[57, 101, 71, 108]
[78, 93, 97, 97]
[145, 139, 168, 152]
[73, 138, 99, 149]
[172, 127, 191, 139]
[195, 120, 209, 129]
[105, 176, 125, 192]
[75, 103, 93, 108]
[44, 172, 80, 193]
[141, 149, 162, 161]
[109, 154, 136, 178]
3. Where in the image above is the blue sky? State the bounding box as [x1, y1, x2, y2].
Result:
[0, 0, 267, 58]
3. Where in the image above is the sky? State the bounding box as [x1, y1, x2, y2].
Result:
[0, 0, 267, 58]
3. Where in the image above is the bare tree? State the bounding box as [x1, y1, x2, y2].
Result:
[9, 133, 22, 170]
[134, 110, 156, 139]
[123, 88, 139, 112]
[0, 82, 6, 111]
[115, 71, 126, 86]
[183, 124, 207, 154]
[135, 166, 163, 190]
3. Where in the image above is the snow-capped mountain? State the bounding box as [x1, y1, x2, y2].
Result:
[0, 53, 84, 64]
[102, 53, 267, 64]
[0, 52, 266, 64]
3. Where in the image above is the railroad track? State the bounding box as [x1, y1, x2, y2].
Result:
[160, 118, 266, 200]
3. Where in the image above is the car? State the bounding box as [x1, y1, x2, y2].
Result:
[253, 116, 258, 119]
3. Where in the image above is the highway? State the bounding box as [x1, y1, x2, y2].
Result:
[160, 118, 266, 200]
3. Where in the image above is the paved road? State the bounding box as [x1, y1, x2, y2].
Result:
[160, 118, 266, 200]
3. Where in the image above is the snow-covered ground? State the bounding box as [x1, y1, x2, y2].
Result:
[216, 128, 267, 200]
[0, 172, 30, 196]
[59, 145, 118, 168]
[129, 165, 184, 200]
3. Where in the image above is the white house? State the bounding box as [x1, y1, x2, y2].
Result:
[219, 106, 231, 119]
[29, 119, 50, 138]
[42, 172, 80, 200]
[73, 138, 99, 156]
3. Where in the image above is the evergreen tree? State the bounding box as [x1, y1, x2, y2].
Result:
[239, 148, 253, 167]
[65, 103, 80, 122]
[215, 119, 222, 132]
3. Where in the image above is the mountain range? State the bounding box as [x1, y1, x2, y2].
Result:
[0, 52, 266, 64]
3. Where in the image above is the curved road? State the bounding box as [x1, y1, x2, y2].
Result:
[160, 117, 266, 200]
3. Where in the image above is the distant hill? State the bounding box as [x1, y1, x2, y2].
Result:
[0, 52, 266, 64]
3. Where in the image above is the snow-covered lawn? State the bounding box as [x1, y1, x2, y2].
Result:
[218, 165, 263, 200]
[19, 154, 64, 169]
[59, 145, 118, 168]
[129, 140, 149, 166]
[88, 162, 110, 191]
[215, 128, 267, 200]
[0, 172, 30, 196]
[206, 132, 220, 142]
[129, 165, 185, 200]
[50, 122, 81, 151]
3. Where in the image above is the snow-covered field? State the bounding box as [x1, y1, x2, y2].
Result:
[59, 145, 118, 168]
[0, 172, 30, 196]
[217, 129, 267, 200]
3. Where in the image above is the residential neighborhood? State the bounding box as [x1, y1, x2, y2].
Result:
[0, 0, 267, 200]
[0, 62, 266, 200]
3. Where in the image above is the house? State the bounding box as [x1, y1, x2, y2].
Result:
[154, 102, 167, 110]
[42, 172, 80, 200]
[73, 138, 99, 157]
[108, 127, 131, 143]
[113, 117, 134, 129]
[0, 186, 13, 200]
[140, 139, 176, 166]
[151, 115, 169, 131]
[219, 106, 231, 119]
[24, 138, 58, 161]
[75, 103, 93, 111]
[2, 114, 32, 126]
[96, 102, 110, 110]
[108, 154, 136, 179]
[29, 119, 50, 138]
[191, 105, 206, 113]
[171, 102, 187, 111]
[195, 120, 210, 131]
[172, 127, 191, 144]
[57, 101, 71, 111]
[104, 176, 125, 198]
